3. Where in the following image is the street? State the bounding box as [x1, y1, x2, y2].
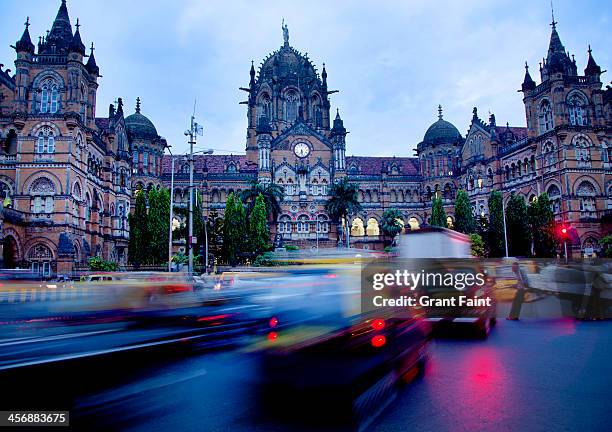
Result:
[65, 319, 612, 432]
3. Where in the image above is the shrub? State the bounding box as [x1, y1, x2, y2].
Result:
[88, 256, 118, 272]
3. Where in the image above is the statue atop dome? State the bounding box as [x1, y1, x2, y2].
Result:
[282, 19, 289, 46]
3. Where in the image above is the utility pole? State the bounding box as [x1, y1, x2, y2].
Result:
[186, 115, 197, 275]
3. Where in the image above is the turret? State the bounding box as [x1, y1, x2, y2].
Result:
[256, 113, 272, 172]
[69, 18, 86, 58]
[521, 62, 536, 92]
[584, 45, 602, 82]
[330, 109, 347, 172]
[86, 43, 99, 76]
[15, 17, 35, 55]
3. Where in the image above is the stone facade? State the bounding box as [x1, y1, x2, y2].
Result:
[0, 3, 609, 276]
[161, 20, 610, 256]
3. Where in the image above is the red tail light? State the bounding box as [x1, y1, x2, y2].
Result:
[371, 335, 386, 348]
[371, 318, 385, 331]
[267, 331, 278, 341]
[269, 316, 279, 328]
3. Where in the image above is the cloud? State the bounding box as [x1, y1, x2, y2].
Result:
[0, 0, 609, 156]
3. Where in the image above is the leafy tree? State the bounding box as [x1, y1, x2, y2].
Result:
[528, 193, 557, 257]
[88, 256, 118, 271]
[506, 193, 531, 257]
[325, 177, 362, 247]
[223, 193, 247, 265]
[453, 189, 475, 233]
[430, 197, 447, 227]
[470, 233, 485, 258]
[380, 208, 404, 240]
[128, 190, 150, 268]
[248, 194, 270, 254]
[241, 180, 284, 221]
[598, 235, 612, 258]
[206, 210, 224, 260]
[487, 190, 506, 258]
[174, 189, 206, 265]
[147, 187, 171, 264]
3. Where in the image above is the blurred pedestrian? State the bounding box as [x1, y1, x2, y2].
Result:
[507, 261, 526, 320]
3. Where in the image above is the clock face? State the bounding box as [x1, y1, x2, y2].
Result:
[294, 142, 310, 158]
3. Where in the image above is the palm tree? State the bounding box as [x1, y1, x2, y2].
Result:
[241, 180, 285, 221]
[325, 177, 362, 248]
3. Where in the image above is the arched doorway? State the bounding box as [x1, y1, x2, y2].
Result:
[27, 243, 54, 277]
[2, 235, 19, 268]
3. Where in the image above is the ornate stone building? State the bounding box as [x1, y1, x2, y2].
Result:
[0, 2, 609, 276]
[0, 1, 134, 275]
[161, 20, 610, 256]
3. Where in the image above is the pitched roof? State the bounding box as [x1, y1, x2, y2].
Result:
[162, 154, 258, 175]
[95, 117, 110, 131]
[345, 156, 420, 176]
[494, 126, 528, 141]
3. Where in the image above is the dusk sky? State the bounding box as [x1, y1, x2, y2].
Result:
[1, 0, 610, 157]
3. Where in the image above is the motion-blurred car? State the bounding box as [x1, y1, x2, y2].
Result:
[251, 267, 432, 428]
[396, 227, 497, 338]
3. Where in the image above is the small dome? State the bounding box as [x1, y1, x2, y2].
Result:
[423, 118, 462, 143]
[125, 101, 158, 140]
[422, 106, 461, 145]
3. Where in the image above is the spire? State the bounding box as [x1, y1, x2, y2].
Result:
[331, 108, 346, 135]
[249, 60, 255, 86]
[584, 45, 602, 77]
[69, 18, 86, 55]
[85, 42, 99, 75]
[543, 9, 576, 77]
[46, 0, 73, 52]
[15, 17, 35, 54]
[522, 61, 536, 91]
[116, 97, 123, 115]
[135, 97, 141, 113]
[438, 104, 443, 120]
[322, 62, 327, 85]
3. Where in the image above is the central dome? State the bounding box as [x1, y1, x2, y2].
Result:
[125, 111, 158, 140]
[258, 45, 319, 83]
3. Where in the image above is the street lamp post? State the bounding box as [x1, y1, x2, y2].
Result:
[167, 147, 175, 272]
[501, 195, 509, 258]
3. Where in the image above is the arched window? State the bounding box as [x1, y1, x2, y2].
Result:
[40, 80, 59, 114]
[316, 215, 329, 233]
[351, 218, 365, 237]
[277, 215, 292, 234]
[297, 215, 310, 233]
[366, 218, 380, 236]
[576, 180, 596, 216]
[574, 136, 591, 166]
[567, 93, 588, 126]
[542, 140, 556, 167]
[547, 184, 561, 215]
[36, 126, 56, 154]
[538, 100, 553, 134]
[311, 95, 322, 127]
[284, 90, 299, 122]
[258, 93, 271, 122]
[30, 177, 55, 214]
